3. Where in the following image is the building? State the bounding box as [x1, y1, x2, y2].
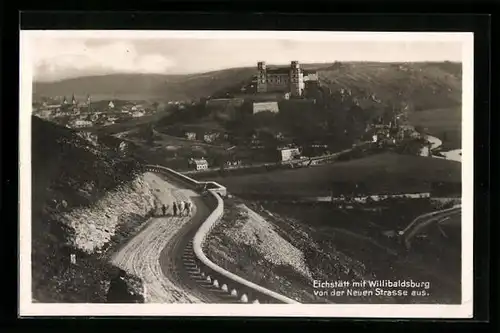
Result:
[189, 158, 209, 171]
[185, 132, 197, 140]
[132, 110, 145, 118]
[256, 61, 318, 97]
[203, 132, 220, 143]
[278, 147, 301, 162]
[252, 101, 280, 114]
[68, 119, 93, 129]
[108, 101, 115, 109]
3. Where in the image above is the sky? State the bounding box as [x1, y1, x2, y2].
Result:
[26, 32, 465, 82]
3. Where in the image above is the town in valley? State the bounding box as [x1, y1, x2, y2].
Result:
[27, 35, 464, 308]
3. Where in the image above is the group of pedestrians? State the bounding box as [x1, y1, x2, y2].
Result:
[160, 200, 193, 217]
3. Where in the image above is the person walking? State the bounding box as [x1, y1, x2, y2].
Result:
[161, 204, 166, 216]
[178, 200, 185, 217]
[107, 269, 133, 303]
[173, 201, 178, 217]
[186, 201, 193, 217]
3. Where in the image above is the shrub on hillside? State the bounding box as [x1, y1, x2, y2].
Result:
[31, 117, 152, 302]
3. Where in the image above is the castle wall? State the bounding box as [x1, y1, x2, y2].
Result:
[252, 101, 280, 114]
[205, 98, 245, 108]
[266, 73, 289, 92]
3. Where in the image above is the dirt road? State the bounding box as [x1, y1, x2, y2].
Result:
[111, 171, 234, 303]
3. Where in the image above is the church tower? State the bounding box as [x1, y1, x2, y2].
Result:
[257, 61, 267, 93]
[87, 94, 92, 113]
[289, 61, 304, 97]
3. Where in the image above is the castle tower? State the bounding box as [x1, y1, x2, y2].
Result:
[289, 61, 304, 97]
[87, 94, 92, 113]
[257, 61, 267, 93]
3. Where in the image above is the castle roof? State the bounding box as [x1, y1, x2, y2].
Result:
[265, 67, 317, 75]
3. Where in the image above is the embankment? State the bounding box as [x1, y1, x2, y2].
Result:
[31, 116, 158, 302]
[32, 175, 158, 302]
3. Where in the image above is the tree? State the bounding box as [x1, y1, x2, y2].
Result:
[414, 125, 425, 135]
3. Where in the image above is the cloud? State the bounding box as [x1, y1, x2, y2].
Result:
[32, 39, 176, 81]
[29, 35, 463, 81]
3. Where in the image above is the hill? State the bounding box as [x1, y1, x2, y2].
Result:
[31, 117, 155, 302]
[213, 152, 461, 198]
[33, 62, 461, 112]
[33, 67, 256, 102]
[318, 62, 461, 112]
[407, 107, 462, 150]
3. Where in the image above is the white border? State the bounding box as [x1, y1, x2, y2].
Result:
[19, 31, 474, 318]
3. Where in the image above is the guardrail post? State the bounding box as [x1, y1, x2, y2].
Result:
[213, 279, 219, 288]
[230, 289, 238, 297]
[240, 293, 249, 303]
[221, 283, 228, 292]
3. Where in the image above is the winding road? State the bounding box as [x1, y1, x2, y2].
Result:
[399, 205, 461, 249]
[110, 171, 239, 303]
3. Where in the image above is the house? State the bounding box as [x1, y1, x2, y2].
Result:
[132, 110, 145, 118]
[68, 119, 93, 129]
[108, 101, 115, 109]
[185, 132, 197, 140]
[225, 160, 242, 167]
[203, 132, 220, 143]
[278, 147, 301, 162]
[189, 158, 209, 171]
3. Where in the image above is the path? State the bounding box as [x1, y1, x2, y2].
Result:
[110, 171, 231, 303]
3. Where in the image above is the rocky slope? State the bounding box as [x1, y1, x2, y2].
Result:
[204, 196, 461, 304]
[31, 116, 157, 302]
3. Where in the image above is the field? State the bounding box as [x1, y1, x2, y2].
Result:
[407, 107, 462, 150]
[214, 152, 461, 197]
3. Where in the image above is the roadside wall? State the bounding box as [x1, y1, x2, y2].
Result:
[143, 165, 299, 304]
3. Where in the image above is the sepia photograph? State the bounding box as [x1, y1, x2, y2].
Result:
[19, 30, 473, 317]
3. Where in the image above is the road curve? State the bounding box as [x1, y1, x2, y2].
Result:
[401, 208, 461, 249]
[111, 171, 238, 303]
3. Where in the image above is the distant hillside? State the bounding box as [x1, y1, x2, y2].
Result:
[33, 67, 256, 102]
[33, 62, 461, 111]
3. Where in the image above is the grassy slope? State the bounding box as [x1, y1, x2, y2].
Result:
[31, 116, 153, 302]
[319, 62, 461, 111]
[214, 152, 461, 197]
[408, 107, 462, 150]
[206, 198, 461, 304]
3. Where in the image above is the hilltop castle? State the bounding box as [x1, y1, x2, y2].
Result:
[256, 61, 318, 97]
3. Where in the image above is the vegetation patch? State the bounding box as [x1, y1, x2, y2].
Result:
[205, 196, 461, 304]
[214, 152, 461, 197]
[31, 117, 156, 302]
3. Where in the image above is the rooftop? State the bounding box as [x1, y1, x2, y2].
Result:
[265, 67, 317, 75]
